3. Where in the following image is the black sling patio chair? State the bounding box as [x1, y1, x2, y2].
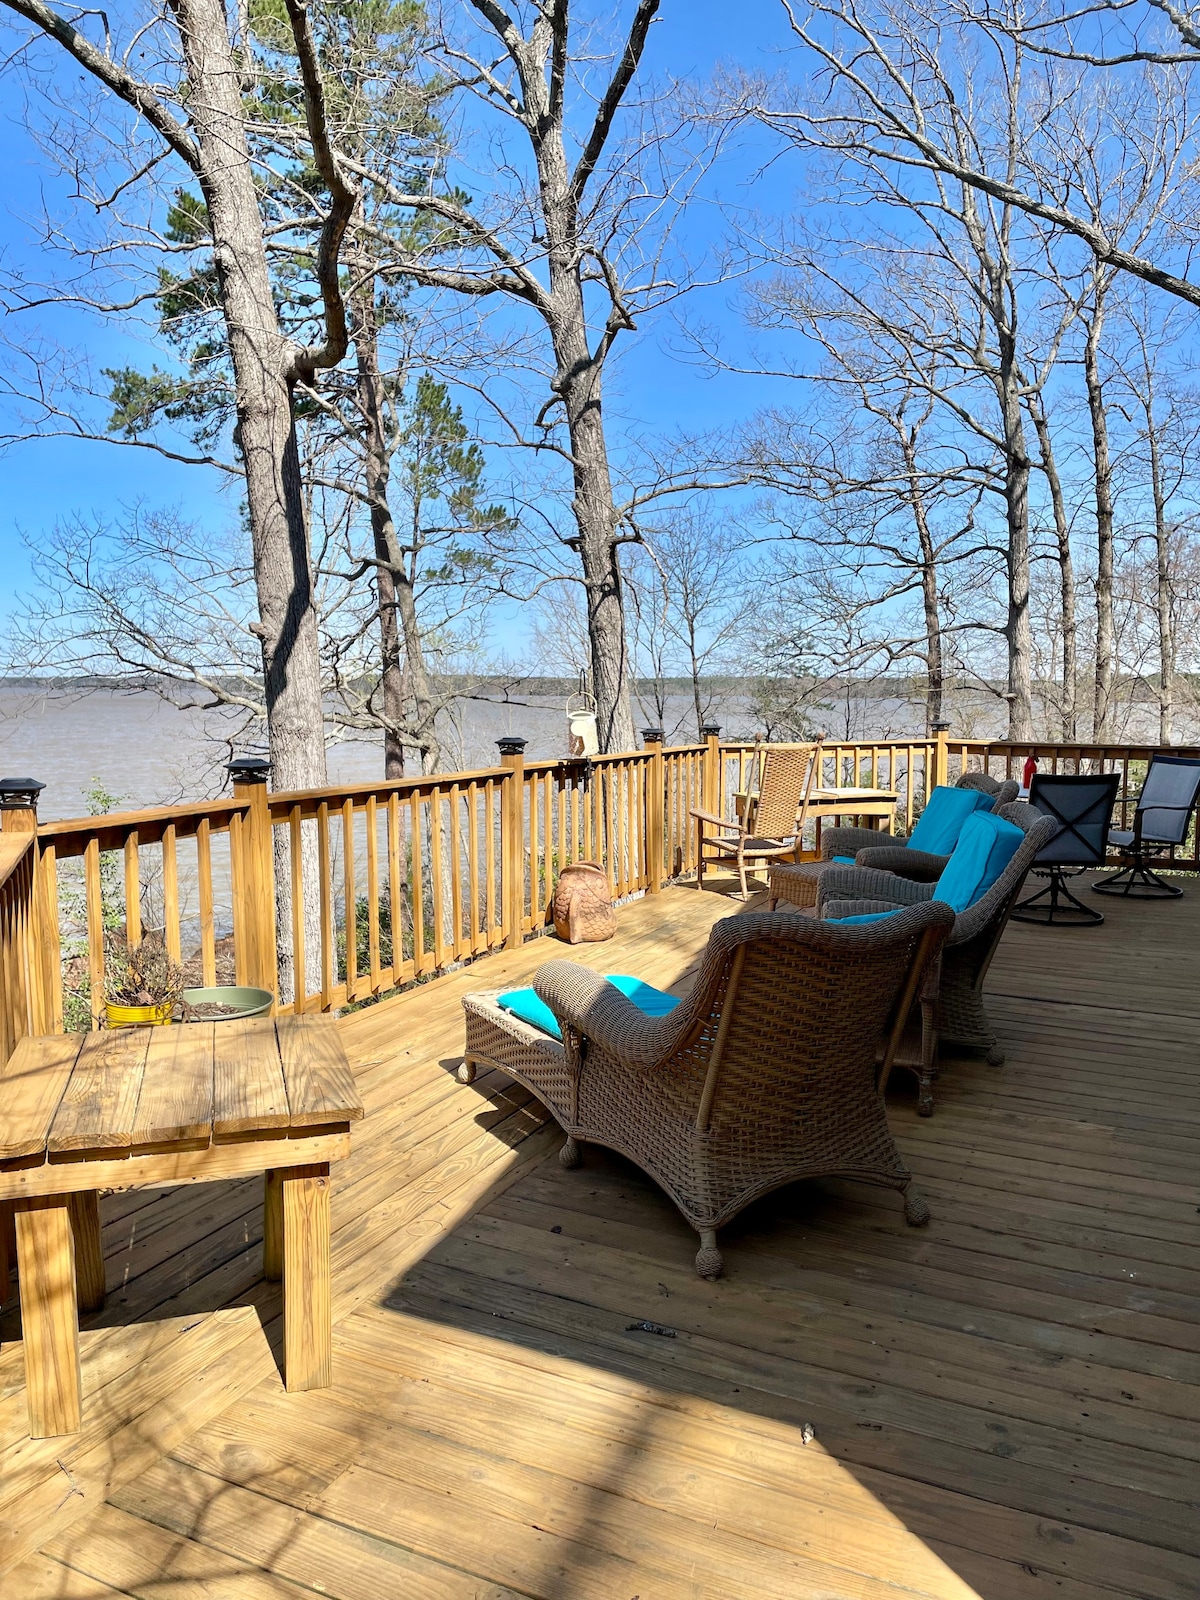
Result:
[1092, 754, 1200, 899]
[1010, 773, 1119, 926]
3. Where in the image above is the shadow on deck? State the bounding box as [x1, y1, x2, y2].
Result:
[5, 873, 1198, 1599]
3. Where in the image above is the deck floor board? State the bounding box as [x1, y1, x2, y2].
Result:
[3, 872, 1197, 1597]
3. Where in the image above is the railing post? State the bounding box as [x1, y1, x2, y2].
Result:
[0, 778, 53, 1036]
[0, 778, 43, 838]
[497, 738, 527, 950]
[931, 722, 951, 790]
[641, 729, 664, 894]
[228, 756, 277, 1003]
[699, 724, 722, 887]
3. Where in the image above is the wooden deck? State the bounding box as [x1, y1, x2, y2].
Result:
[3, 875, 1198, 1599]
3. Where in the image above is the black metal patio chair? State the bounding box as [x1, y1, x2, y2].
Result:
[1092, 754, 1200, 899]
[1009, 773, 1119, 926]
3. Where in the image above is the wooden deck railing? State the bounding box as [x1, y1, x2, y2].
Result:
[2, 726, 1198, 1051]
[0, 832, 44, 1063]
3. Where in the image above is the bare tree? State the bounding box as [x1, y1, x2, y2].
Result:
[1024, 389, 1080, 736]
[627, 509, 748, 740]
[347, 0, 726, 752]
[742, 0, 1200, 737]
[759, 0, 1200, 309]
[0, 0, 363, 796]
[1114, 294, 1200, 740]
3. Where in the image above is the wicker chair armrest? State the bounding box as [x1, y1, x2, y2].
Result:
[690, 805, 742, 835]
[855, 844, 948, 880]
[690, 805, 734, 826]
[818, 865, 934, 910]
[820, 824, 895, 860]
[822, 898, 905, 919]
[532, 960, 675, 1069]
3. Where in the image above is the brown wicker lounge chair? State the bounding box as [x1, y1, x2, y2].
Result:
[767, 772, 1020, 910]
[828, 771, 1021, 884]
[691, 740, 822, 900]
[817, 802, 1059, 1112]
[461, 901, 953, 1278]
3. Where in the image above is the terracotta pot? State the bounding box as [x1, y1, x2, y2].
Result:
[552, 861, 616, 944]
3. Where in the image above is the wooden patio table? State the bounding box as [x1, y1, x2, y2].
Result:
[806, 787, 899, 829]
[736, 786, 899, 838]
[0, 1014, 362, 1439]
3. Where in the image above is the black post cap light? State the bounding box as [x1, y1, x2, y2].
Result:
[930, 719, 952, 733]
[699, 723, 721, 739]
[641, 727, 664, 745]
[227, 755, 272, 786]
[0, 777, 45, 809]
[496, 736, 527, 757]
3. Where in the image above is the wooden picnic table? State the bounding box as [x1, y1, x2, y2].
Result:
[0, 1015, 362, 1438]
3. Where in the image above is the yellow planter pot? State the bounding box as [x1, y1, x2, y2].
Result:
[105, 1001, 174, 1029]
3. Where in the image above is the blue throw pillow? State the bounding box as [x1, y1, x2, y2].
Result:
[932, 812, 1024, 913]
[830, 910, 902, 924]
[907, 785, 994, 855]
[497, 973, 680, 1041]
[832, 855, 857, 864]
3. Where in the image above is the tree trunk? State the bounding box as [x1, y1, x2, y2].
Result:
[392, 568, 441, 775]
[1084, 308, 1115, 741]
[1029, 399, 1077, 739]
[172, 0, 326, 1003]
[534, 59, 636, 757]
[1148, 419, 1175, 744]
[997, 358, 1033, 740]
[352, 285, 406, 777]
[900, 431, 944, 734]
[689, 621, 705, 741]
[172, 0, 327, 792]
[556, 365, 635, 754]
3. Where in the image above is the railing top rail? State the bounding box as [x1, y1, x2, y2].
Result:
[37, 796, 248, 848]
[0, 833, 33, 892]
[266, 767, 510, 810]
[980, 740, 1200, 755]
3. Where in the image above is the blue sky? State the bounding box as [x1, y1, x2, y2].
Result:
[0, 2, 804, 634]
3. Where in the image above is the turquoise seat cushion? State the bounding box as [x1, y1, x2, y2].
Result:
[830, 910, 902, 924]
[906, 785, 994, 855]
[832, 855, 857, 864]
[932, 812, 1024, 913]
[497, 974, 681, 1041]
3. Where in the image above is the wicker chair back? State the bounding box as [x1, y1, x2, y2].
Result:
[674, 906, 950, 1138]
[749, 744, 820, 839]
[957, 771, 1021, 807]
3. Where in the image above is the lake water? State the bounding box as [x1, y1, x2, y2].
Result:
[3, 679, 1184, 823]
[0, 681, 767, 821]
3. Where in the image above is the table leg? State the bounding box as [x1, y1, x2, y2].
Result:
[0, 1201, 15, 1301]
[263, 1170, 284, 1281]
[14, 1195, 82, 1437]
[68, 1191, 106, 1312]
[280, 1163, 331, 1393]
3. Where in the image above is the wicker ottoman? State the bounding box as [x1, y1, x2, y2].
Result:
[460, 987, 571, 1095]
[766, 859, 828, 909]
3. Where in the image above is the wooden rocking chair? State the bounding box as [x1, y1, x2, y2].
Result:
[691, 738, 823, 899]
